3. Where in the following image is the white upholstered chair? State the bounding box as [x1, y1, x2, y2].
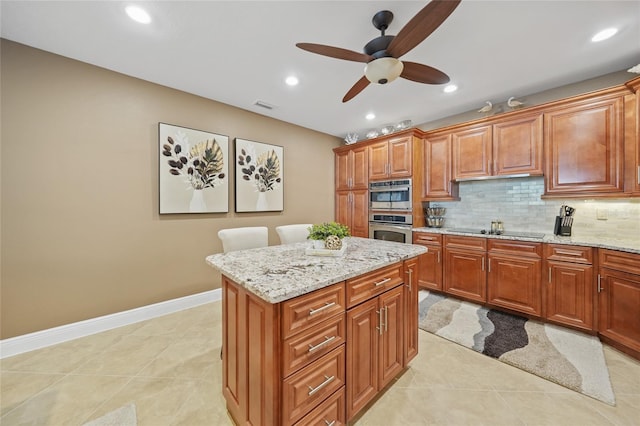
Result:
[275, 224, 312, 245]
[217, 226, 269, 253]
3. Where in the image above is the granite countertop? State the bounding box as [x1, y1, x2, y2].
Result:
[206, 237, 426, 304]
[412, 227, 640, 255]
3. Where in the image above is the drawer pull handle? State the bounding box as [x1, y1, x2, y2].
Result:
[385, 306, 389, 332]
[308, 336, 336, 353]
[324, 421, 336, 426]
[376, 309, 384, 335]
[309, 302, 336, 316]
[308, 375, 335, 396]
[374, 277, 392, 287]
[405, 269, 413, 291]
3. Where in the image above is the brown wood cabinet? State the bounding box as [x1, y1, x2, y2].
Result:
[624, 77, 640, 195]
[598, 249, 640, 359]
[451, 114, 543, 181]
[368, 135, 412, 180]
[420, 133, 459, 200]
[544, 244, 595, 331]
[443, 235, 487, 303]
[413, 232, 443, 291]
[451, 124, 493, 180]
[335, 189, 368, 238]
[222, 278, 346, 426]
[346, 285, 404, 420]
[543, 91, 625, 197]
[487, 240, 543, 317]
[493, 113, 543, 176]
[403, 258, 419, 365]
[335, 145, 368, 191]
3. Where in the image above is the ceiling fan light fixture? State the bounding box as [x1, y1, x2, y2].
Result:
[365, 58, 404, 85]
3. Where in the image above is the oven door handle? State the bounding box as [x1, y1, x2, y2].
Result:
[371, 224, 412, 231]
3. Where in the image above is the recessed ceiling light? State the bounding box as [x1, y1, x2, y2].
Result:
[285, 76, 299, 86]
[366, 113, 375, 120]
[443, 84, 458, 93]
[126, 5, 151, 24]
[591, 28, 618, 42]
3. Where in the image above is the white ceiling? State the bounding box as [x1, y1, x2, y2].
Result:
[2, 1, 639, 140]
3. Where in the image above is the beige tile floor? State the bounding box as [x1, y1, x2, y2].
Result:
[2, 300, 640, 426]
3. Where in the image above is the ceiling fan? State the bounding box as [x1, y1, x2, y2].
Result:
[296, 0, 461, 102]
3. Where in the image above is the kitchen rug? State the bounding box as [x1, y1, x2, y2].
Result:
[418, 290, 616, 405]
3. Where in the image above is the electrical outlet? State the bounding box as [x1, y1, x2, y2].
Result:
[596, 209, 608, 220]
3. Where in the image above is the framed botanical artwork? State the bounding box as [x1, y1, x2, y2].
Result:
[159, 123, 229, 214]
[234, 138, 284, 212]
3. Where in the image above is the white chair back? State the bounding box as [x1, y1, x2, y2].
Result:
[275, 224, 312, 245]
[217, 226, 268, 253]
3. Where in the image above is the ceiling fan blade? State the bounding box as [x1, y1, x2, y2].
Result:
[342, 76, 370, 103]
[400, 61, 450, 84]
[296, 43, 373, 63]
[387, 0, 461, 59]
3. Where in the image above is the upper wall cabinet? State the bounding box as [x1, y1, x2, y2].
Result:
[369, 135, 412, 180]
[625, 77, 640, 195]
[451, 113, 543, 181]
[335, 144, 369, 191]
[421, 133, 459, 201]
[543, 90, 625, 197]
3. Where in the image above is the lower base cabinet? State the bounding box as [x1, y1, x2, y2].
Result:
[544, 244, 595, 331]
[443, 235, 487, 303]
[598, 249, 640, 359]
[487, 240, 543, 317]
[346, 284, 404, 419]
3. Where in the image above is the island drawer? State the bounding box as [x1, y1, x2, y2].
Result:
[282, 313, 346, 377]
[282, 282, 346, 339]
[294, 387, 345, 426]
[544, 244, 593, 264]
[346, 262, 403, 308]
[282, 345, 346, 425]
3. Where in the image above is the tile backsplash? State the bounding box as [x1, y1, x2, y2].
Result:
[429, 177, 640, 239]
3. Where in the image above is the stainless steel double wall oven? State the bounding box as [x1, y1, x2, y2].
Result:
[368, 178, 413, 243]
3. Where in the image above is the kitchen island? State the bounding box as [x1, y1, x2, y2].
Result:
[206, 237, 426, 425]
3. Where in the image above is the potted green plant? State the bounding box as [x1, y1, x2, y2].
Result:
[307, 222, 351, 249]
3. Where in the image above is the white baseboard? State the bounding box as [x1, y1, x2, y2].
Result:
[0, 289, 222, 359]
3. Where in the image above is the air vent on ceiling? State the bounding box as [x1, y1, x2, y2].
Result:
[254, 100, 276, 110]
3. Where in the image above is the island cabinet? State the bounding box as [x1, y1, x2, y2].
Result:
[222, 277, 347, 426]
[420, 133, 459, 201]
[486, 240, 543, 317]
[544, 244, 595, 331]
[219, 253, 422, 426]
[403, 258, 419, 365]
[413, 231, 443, 291]
[543, 89, 625, 197]
[345, 263, 405, 420]
[443, 235, 487, 303]
[368, 135, 412, 180]
[598, 249, 640, 359]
